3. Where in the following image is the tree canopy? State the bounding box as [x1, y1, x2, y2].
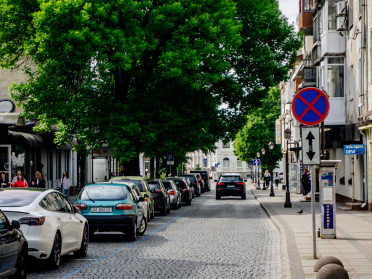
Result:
[0, 0, 301, 165]
[233, 86, 283, 172]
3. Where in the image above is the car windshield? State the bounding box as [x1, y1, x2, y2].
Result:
[148, 181, 160, 190]
[0, 190, 42, 207]
[79, 186, 127, 201]
[162, 181, 173, 190]
[190, 172, 208, 179]
[220, 176, 242, 182]
[179, 175, 196, 183]
[117, 179, 144, 191]
[171, 180, 186, 188]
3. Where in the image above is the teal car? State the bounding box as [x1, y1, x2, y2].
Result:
[74, 182, 147, 241]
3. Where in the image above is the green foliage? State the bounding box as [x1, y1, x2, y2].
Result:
[0, 0, 301, 163]
[234, 86, 283, 171]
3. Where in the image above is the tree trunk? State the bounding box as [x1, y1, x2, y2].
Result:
[122, 152, 140, 176]
[78, 153, 86, 188]
[150, 157, 155, 179]
[155, 156, 160, 178]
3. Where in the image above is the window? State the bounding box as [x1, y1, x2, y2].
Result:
[328, 0, 337, 30]
[223, 158, 230, 168]
[222, 142, 230, 148]
[327, 58, 344, 97]
[237, 160, 243, 168]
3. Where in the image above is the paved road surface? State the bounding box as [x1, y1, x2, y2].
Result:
[28, 184, 280, 279]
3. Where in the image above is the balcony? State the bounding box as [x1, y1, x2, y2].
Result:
[324, 97, 345, 125]
[321, 31, 345, 57]
[298, 11, 313, 35]
[299, 66, 317, 89]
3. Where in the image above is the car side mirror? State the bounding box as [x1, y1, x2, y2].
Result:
[73, 206, 81, 214]
[214, 180, 217, 182]
[150, 188, 155, 193]
[244, 179, 247, 182]
[144, 194, 150, 198]
[138, 197, 145, 202]
[11, 220, 20, 229]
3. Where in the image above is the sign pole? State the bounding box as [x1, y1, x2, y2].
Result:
[310, 165, 317, 259]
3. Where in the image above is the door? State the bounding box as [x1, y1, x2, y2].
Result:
[0, 145, 11, 184]
[0, 211, 18, 277]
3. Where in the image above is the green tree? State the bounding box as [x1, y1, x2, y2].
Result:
[234, 86, 282, 172]
[0, 0, 300, 175]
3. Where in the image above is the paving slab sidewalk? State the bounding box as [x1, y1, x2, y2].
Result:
[248, 182, 372, 279]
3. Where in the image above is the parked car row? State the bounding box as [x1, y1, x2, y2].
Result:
[0, 173, 208, 277]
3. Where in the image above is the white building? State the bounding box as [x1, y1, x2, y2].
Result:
[186, 141, 251, 180]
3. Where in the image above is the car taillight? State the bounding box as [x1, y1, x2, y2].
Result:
[169, 190, 175, 195]
[217, 183, 224, 186]
[193, 182, 197, 186]
[115, 203, 133, 210]
[155, 190, 162, 193]
[237, 183, 245, 186]
[19, 217, 45, 226]
[74, 203, 87, 210]
[182, 189, 188, 192]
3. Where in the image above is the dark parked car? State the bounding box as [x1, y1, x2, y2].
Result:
[0, 209, 28, 279]
[165, 177, 192, 205]
[190, 170, 211, 191]
[178, 174, 201, 197]
[216, 174, 246, 200]
[147, 180, 170, 216]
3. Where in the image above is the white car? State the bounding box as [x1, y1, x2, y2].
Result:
[0, 188, 88, 269]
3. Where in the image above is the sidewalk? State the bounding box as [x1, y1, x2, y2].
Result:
[248, 181, 372, 279]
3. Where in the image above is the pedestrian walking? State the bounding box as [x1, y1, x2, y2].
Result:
[264, 170, 271, 188]
[0, 172, 9, 188]
[61, 171, 71, 201]
[274, 172, 280, 189]
[10, 172, 28, 187]
[301, 169, 311, 195]
[31, 171, 45, 188]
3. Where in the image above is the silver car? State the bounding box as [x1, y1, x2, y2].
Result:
[162, 180, 181, 209]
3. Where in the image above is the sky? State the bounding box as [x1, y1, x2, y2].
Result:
[278, 0, 299, 27]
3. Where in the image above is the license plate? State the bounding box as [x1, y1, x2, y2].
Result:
[227, 186, 235, 188]
[91, 207, 112, 213]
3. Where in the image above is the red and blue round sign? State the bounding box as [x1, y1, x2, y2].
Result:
[292, 87, 330, 126]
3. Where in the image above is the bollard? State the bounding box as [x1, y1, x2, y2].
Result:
[314, 256, 344, 272]
[316, 264, 349, 279]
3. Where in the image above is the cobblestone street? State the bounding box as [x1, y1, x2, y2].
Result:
[28, 185, 280, 279]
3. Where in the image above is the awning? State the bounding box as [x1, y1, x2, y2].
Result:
[8, 131, 43, 147]
[0, 113, 25, 126]
[358, 110, 372, 119]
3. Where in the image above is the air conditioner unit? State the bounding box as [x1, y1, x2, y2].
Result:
[336, 1, 346, 16]
[337, 16, 347, 31]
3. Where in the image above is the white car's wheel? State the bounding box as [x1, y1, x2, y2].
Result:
[136, 217, 147, 236]
[48, 232, 61, 269]
[74, 224, 88, 257]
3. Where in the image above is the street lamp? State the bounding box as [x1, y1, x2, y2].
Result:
[257, 152, 260, 187]
[261, 148, 266, 189]
[284, 128, 292, 208]
[268, 141, 275, 197]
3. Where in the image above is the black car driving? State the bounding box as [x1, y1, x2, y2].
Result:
[0, 209, 28, 279]
[147, 179, 170, 216]
[216, 174, 246, 200]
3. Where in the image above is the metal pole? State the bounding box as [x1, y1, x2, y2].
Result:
[284, 139, 292, 207]
[258, 164, 260, 187]
[310, 165, 317, 258]
[270, 168, 275, 196]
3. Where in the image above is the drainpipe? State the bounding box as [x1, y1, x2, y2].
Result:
[360, 0, 367, 208]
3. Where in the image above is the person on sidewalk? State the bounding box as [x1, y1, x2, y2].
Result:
[274, 172, 280, 189]
[61, 171, 71, 201]
[301, 169, 311, 195]
[264, 170, 271, 188]
[11, 172, 28, 188]
[31, 171, 45, 188]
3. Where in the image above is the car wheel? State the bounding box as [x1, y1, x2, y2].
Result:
[147, 209, 151, 222]
[241, 193, 247, 200]
[216, 194, 221, 200]
[160, 206, 167, 216]
[136, 217, 147, 236]
[125, 219, 137, 241]
[9, 244, 27, 279]
[48, 232, 62, 269]
[167, 199, 171, 213]
[201, 188, 205, 194]
[187, 198, 192, 205]
[74, 224, 89, 257]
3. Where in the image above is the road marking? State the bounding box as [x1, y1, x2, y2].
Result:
[61, 207, 192, 279]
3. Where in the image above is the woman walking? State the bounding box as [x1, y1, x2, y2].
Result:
[61, 171, 71, 201]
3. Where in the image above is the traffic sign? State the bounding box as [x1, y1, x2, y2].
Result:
[167, 153, 174, 165]
[344, 144, 365, 155]
[292, 87, 329, 126]
[253, 159, 260, 166]
[302, 127, 320, 165]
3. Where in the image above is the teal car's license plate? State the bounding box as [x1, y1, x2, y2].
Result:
[91, 207, 112, 213]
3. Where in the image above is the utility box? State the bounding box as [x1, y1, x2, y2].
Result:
[319, 160, 341, 239]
